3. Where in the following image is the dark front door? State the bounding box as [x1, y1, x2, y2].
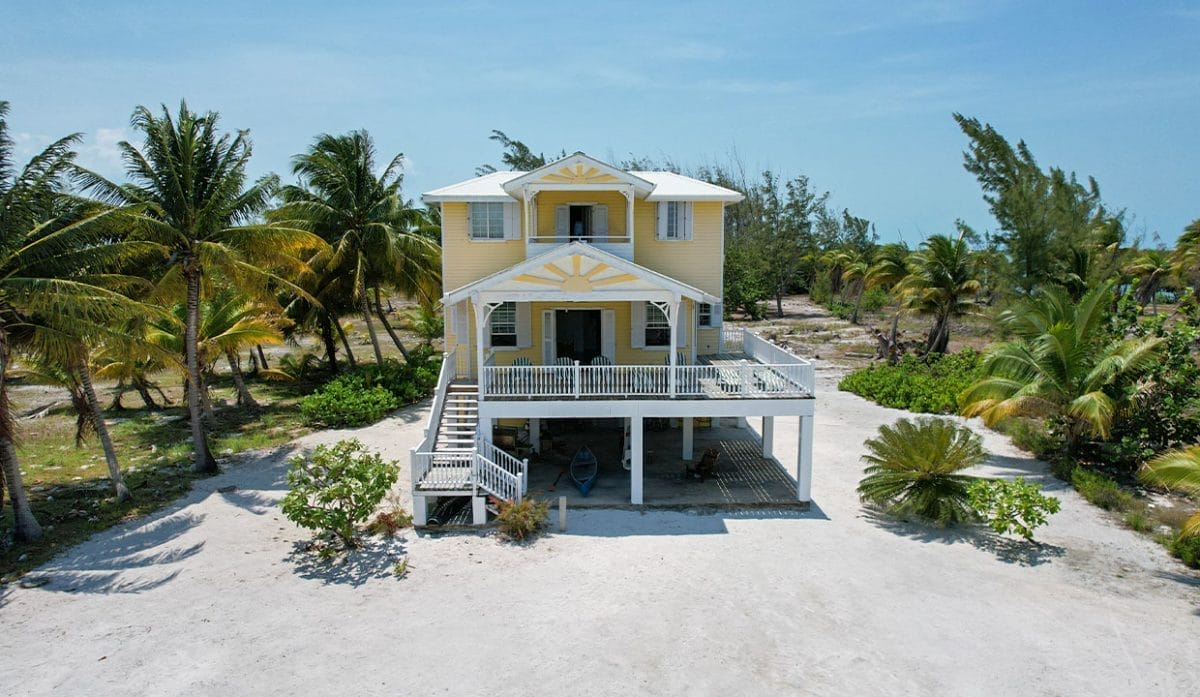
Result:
[555, 309, 601, 364]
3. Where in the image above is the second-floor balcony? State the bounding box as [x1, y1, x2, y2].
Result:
[468, 328, 814, 401]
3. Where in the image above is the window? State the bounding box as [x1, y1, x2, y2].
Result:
[698, 303, 713, 327]
[645, 302, 670, 347]
[470, 202, 506, 240]
[490, 302, 517, 346]
[657, 201, 692, 240]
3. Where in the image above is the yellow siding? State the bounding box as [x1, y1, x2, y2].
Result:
[440, 202, 526, 292]
[632, 200, 723, 296]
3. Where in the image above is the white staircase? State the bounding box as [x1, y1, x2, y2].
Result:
[436, 383, 479, 452]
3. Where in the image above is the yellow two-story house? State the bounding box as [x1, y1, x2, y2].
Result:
[412, 152, 815, 525]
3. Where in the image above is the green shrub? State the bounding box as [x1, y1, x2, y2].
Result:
[299, 354, 443, 428]
[967, 478, 1061, 541]
[858, 417, 985, 526]
[299, 376, 401, 428]
[1070, 468, 1136, 511]
[1123, 510, 1154, 533]
[839, 350, 983, 414]
[1169, 533, 1200, 568]
[996, 418, 1059, 459]
[495, 497, 550, 541]
[281, 439, 400, 547]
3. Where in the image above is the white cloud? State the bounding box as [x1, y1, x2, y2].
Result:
[76, 127, 127, 172]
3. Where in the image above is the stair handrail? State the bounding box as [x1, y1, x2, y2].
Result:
[411, 346, 458, 486]
[473, 449, 523, 503]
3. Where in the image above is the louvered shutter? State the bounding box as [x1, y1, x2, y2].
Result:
[630, 301, 646, 348]
[593, 204, 608, 236]
[601, 309, 615, 361]
[656, 202, 667, 240]
[503, 201, 520, 240]
[555, 205, 568, 241]
[516, 302, 532, 348]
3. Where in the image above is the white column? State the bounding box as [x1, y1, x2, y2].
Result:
[472, 295, 487, 391]
[472, 496, 487, 525]
[630, 415, 644, 505]
[762, 416, 774, 458]
[797, 414, 813, 502]
[530, 418, 541, 453]
[413, 495, 428, 526]
[624, 187, 634, 242]
[479, 415, 493, 444]
[668, 298, 680, 397]
[682, 417, 694, 461]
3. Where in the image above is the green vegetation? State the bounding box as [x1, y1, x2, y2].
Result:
[300, 352, 441, 428]
[281, 439, 400, 548]
[857, 417, 985, 526]
[1139, 446, 1200, 538]
[839, 350, 982, 414]
[495, 496, 551, 541]
[967, 478, 1061, 541]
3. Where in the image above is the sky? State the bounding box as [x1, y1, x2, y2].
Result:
[2, 0, 1197, 245]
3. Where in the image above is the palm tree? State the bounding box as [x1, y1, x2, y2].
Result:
[960, 282, 1162, 453]
[857, 417, 984, 526]
[276, 131, 440, 365]
[79, 102, 321, 473]
[1139, 447, 1200, 537]
[896, 232, 980, 354]
[1170, 219, 1200, 295]
[1124, 248, 1173, 314]
[0, 101, 148, 539]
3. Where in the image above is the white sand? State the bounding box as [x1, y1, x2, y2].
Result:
[2, 363, 1197, 696]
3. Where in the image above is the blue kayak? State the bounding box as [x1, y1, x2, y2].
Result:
[571, 445, 599, 496]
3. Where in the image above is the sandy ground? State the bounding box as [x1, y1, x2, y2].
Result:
[2, 362, 1198, 696]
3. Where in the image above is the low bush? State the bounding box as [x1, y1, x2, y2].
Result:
[1070, 468, 1136, 511]
[299, 354, 442, 428]
[281, 439, 400, 547]
[967, 478, 1061, 541]
[495, 497, 550, 541]
[1122, 510, 1155, 533]
[1169, 533, 1200, 568]
[839, 349, 983, 414]
[996, 418, 1059, 459]
[857, 417, 985, 526]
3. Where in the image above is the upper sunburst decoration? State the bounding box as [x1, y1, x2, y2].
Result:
[513, 255, 638, 292]
[538, 164, 621, 185]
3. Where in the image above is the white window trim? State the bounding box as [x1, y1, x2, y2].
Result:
[489, 302, 518, 349]
[656, 201, 694, 241]
[644, 302, 671, 348]
[468, 201, 519, 242]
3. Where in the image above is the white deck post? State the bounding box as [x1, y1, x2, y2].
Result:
[797, 414, 814, 502]
[762, 416, 774, 458]
[668, 297, 680, 397]
[472, 496, 487, 525]
[472, 294, 487, 396]
[682, 417, 694, 460]
[413, 495, 428, 526]
[631, 415, 644, 505]
[530, 418, 541, 453]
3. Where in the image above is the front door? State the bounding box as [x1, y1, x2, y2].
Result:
[555, 309, 602, 364]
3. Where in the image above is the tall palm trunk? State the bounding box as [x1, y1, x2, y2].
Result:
[359, 280, 385, 365]
[256, 344, 269, 369]
[320, 313, 339, 375]
[926, 312, 951, 355]
[75, 355, 131, 502]
[225, 349, 260, 409]
[184, 260, 217, 474]
[335, 320, 358, 369]
[373, 287, 410, 361]
[0, 334, 41, 541]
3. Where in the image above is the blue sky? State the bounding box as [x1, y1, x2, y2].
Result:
[3, 1, 1197, 245]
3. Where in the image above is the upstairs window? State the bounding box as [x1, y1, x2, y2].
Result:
[645, 302, 671, 347]
[470, 202, 507, 240]
[490, 302, 517, 346]
[656, 201, 693, 240]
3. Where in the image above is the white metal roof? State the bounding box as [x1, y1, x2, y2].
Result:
[422, 154, 744, 204]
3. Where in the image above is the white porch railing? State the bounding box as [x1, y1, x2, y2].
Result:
[478, 441, 528, 497]
[720, 327, 744, 353]
[411, 451, 474, 490]
[474, 448, 524, 502]
[410, 346, 458, 488]
[743, 330, 815, 391]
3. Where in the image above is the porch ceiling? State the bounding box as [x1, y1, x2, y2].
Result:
[443, 241, 720, 305]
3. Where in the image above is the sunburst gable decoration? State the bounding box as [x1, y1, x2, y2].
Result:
[539, 163, 620, 184]
[512, 255, 638, 292]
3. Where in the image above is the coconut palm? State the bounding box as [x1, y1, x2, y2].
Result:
[1124, 248, 1173, 314]
[1170, 219, 1200, 295]
[960, 282, 1162, 453]
[0, 101, 151, 539]
[857, 417, 985, 526]
[79, 102, 322, 473]
[1139, 447, 1200, 538]
[276, 130, 440, 364]
[896, 232, 980, 354]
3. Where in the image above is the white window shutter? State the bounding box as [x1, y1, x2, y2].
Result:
[630, 301, 646, 348]
[541, 310, 556, 363]
[504, 202, 520, 240]
[593, 204, 608, 236]
[683, 202, 694, 240]
[656, 202, 667, 240]
[466, 204, 474, 239]
[601, 309, 615, 361]
[516, 302, 532, 348]
[555, 205, 569, 240]
[712, 302, 723, 327]
[677, 303, 688, 348]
